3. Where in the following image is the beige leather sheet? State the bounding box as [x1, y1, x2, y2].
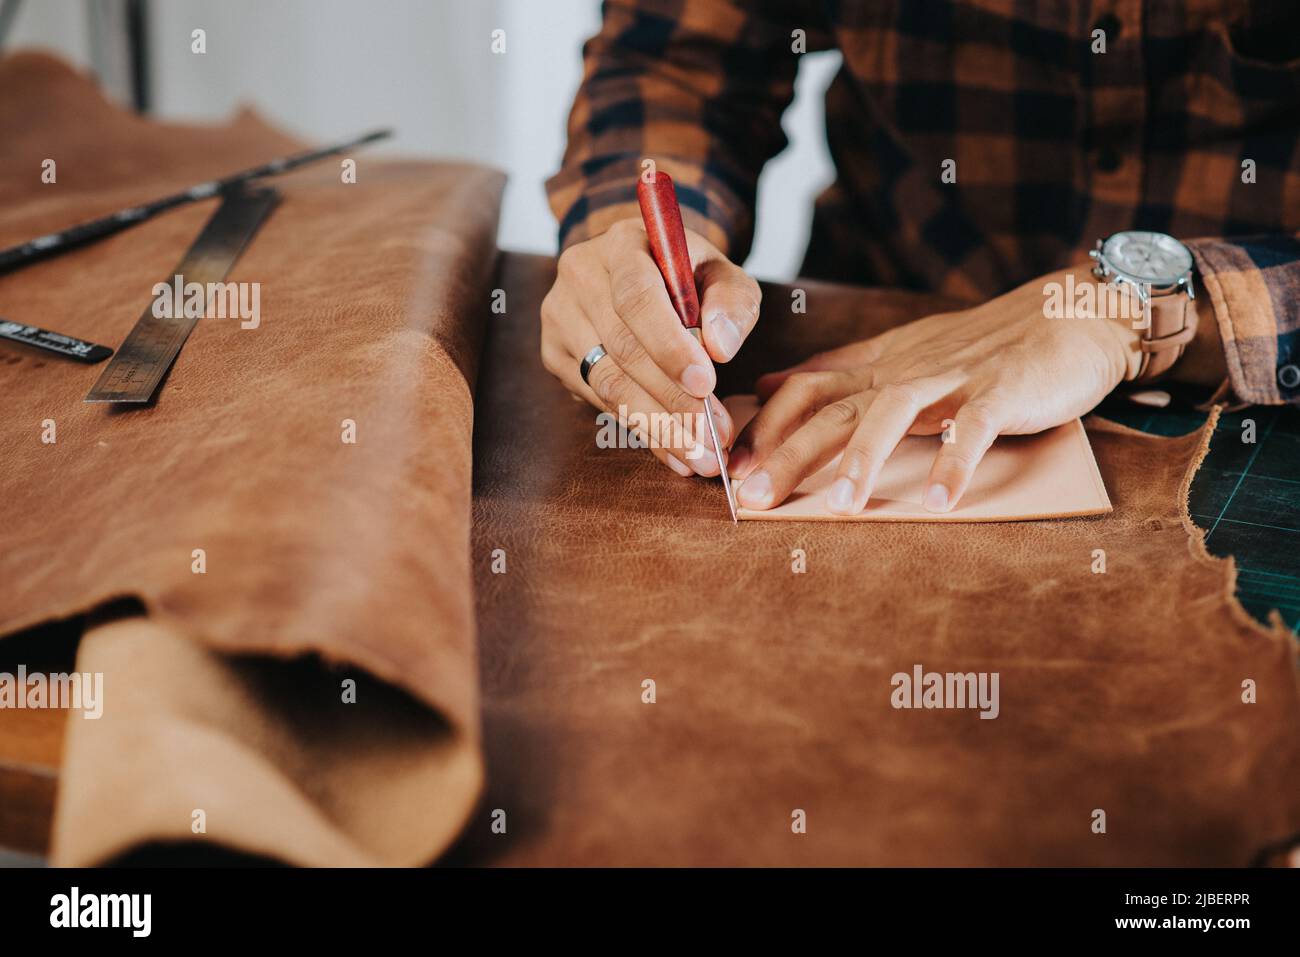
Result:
[724, 395, 1112, 522]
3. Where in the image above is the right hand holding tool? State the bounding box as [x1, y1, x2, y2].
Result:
[540, 211, 760, 478]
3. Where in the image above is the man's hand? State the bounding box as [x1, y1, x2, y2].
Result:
[729, 265, 1144, 514]
[541, 219, 761, 476]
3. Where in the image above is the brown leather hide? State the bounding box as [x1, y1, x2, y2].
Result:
[459, 254, 1300, 866]
[0, 54, 502, 865]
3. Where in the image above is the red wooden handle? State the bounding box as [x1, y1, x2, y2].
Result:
[636, 172, 700, 330]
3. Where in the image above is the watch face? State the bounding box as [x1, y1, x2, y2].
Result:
[1101, 231, 1193, 285]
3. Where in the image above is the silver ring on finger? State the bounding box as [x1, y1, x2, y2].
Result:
[579, 344, 608, 386]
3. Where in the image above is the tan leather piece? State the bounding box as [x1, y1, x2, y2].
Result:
[54, 617, 481, 866]
[0, 55, 504, 864]
[460, 253, 1300, 866]
[723, 396, 1111, 522]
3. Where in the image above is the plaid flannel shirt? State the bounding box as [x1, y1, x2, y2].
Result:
[546, 0, 1300, 405]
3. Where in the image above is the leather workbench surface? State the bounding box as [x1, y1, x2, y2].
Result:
[2, 54, 1298, 866]
[458, 254, 1300, 866]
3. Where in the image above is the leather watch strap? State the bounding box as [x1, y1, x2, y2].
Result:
[1135, 289, 1198, 383]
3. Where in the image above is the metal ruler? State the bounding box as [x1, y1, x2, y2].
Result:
[85, 186, 279, 403]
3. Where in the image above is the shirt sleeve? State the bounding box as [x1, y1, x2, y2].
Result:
[546, 0, 826, 259]
[1189, 236, 1300, 405]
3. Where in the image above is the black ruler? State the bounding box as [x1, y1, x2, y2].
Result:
[84, 186, 279, 404]
[0, 321, 113, 363]
[0, 128, 389, 275]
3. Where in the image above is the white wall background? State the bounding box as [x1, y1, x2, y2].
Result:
[8, 0, 839, 280]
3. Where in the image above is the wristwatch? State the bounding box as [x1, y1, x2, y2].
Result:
[1089, 230, 1199, 383]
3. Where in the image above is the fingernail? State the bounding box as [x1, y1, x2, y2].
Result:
[709, 313, 742, 361]
[924, 483, 950, 512]
[692, 448, 720, 476]
[827, 477, 856, 514]
[686, 442, 719, 475]
[710, 396, 731, 443]
[728, 446, 751, 478]
[738, 470, 773, 508]
[682, 363, 713, 398]
[665, 454, 692, 477]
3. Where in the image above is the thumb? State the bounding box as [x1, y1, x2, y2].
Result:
[692, 250, 761, 364]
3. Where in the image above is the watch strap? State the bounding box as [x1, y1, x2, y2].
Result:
[1135, 289, 1198, 383]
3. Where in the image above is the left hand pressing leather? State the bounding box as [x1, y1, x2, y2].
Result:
[728, 265, 1146, 515]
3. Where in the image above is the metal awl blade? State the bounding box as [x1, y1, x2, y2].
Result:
[702, 397, 738, 523]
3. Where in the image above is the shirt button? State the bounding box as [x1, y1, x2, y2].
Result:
[1279, 363, 1300, 389]
[1093, 13, 1122, 40]
[1096, 147, 1123, 172]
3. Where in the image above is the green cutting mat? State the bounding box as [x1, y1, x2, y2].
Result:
[1099, 396, 1300, 635]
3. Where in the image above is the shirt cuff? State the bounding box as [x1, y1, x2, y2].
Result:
[546, 156, 749, 257]
[1187, 235, 1300, 405]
